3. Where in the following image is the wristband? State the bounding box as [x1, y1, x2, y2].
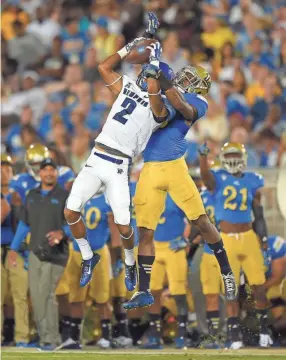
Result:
[148, 90, 162, 96]
[117, 47, 128, 59]
[159, 72, 173, 92]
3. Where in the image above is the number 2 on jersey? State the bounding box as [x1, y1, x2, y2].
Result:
[113, 98, 137, 124]
[223, 186, 248, 211]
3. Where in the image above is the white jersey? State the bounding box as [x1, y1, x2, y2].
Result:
[96, 75, 160, 157]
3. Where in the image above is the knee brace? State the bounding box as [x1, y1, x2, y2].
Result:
[66, 194, 84, 213]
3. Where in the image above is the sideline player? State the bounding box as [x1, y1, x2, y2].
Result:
[64, 14, 176, 288]
[199, 142, 272, 348]
[264, 235, 286, 344]
[123, 62, 237, 309]
[57, 191, 116, 350]
[141, 194, 190, 349]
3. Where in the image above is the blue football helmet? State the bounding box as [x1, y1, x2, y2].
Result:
[136, 62, 175, 91]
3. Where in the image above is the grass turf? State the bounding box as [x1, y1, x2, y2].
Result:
[2, 352, 286, 360]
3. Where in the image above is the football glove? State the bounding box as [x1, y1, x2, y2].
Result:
[198, 142, 210, 157]
[147, 12, 160, 35]
[125, 37, 145, 53]
[147, 41, 162, 67]
[169, 237, 187, 252]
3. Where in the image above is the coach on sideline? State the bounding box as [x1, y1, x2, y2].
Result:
[8, 158, 69, 350]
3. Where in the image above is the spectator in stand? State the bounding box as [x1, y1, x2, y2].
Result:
[229, 0, 266, 29]
[26, 5, 60, 48]
[38, 92, 71, 142]
[196, 96, 228, 142]
[258, 129, 280, 168]
[70, 108, 90, 138]
[244, 36, 275, 68]
[201, 15, 235, 53]
[275, 38, 286, 89]
[34, 36, 68, 83]
[50, 118, 70, 160]
[70, 134, 91, 174]
[254, 104, 286, 137]
[1, 2, 30, 41]
[20, 0, 44, 18]
[20, 124, 43, 150]
[92, 16, 123, 63]
[6, 105, 34, 157]
[230, 126, 260, 167]
[161, 32, 189, 73]
[83, 47, 100, 84]
[61, 17, 90, 65]
[7, 20, 46, 70]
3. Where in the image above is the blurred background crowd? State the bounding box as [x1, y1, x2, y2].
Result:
[1, 0, 286, 171]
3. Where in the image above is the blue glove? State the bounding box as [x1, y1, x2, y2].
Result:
[112, 258, 124, 278]
[147, 12, 160, 35]
[198, 142, 210, 157]
[142, 63, 161, 79]
[147, 41, 162, 67]
[169, 237, 187, 252]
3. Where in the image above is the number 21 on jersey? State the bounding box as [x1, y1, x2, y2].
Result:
[223, 185, 248, 211]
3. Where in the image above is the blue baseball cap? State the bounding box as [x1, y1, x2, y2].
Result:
[96, 16, 108, 29]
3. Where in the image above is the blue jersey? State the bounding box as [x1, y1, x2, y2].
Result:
[9, 166, 75, 203]
[1, 193, 14, 245]
[73, 194, 111, 252]
[211, 169, 264, 224]
[265, 235, 286, 278]
[201, 188, 217, 255]
[143, 93, 208, 162]
[61, 30, 90, 64]
[154, 195, 185, 241]
[130, 182, 139, 246]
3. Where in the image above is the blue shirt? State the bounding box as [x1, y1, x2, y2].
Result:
[61, 30, 90, 64]
[9, 166, 75, 203]
[74, 194, 111, 252]
[129, 181, 139, 246]
[265, 235, 286, 278]
[143, 93, 208, 162]
[211, 169, 264, 224]
[38, 108, 73, 140]
[1, 193, 14, 245]
[201, 189, 217, 255]
[154, 195, 185, 242]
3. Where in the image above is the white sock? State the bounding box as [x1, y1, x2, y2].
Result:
[124, 248, 135, 266]
[75, 238, 93, 260]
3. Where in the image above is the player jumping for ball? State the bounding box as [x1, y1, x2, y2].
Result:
[64, 13, 175, 288]
[123, 43, 238, 310]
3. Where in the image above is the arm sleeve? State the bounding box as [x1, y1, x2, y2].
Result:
[163, 98, 176, 121]
[10, 221, 30, 251]
[184, 94, 208, 120]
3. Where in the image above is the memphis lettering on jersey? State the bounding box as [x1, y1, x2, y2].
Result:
[123, 87, 148, 107]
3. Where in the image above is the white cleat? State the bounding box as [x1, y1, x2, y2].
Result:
[259, 334, 273, 348]
[116, 336, 133, 348]
[229, 341, 243, 350]
[97, 338, 111, 349]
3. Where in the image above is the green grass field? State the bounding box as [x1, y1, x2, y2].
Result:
[2, 348, 286, 360]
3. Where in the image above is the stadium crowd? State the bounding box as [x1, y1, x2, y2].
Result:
[1, 0, 286, 352]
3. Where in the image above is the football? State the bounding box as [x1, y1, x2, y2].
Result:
[125, 38, 157, 64]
